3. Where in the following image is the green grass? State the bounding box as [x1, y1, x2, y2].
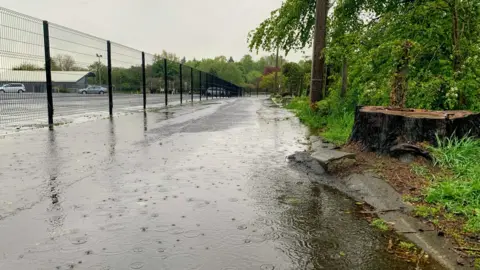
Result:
[286, 97, 326, 130]
[426, 135, 480, 232]
[398, 241, 416, 251]
[414, 205, 440, 218]
[371, 218, 390, 231]
[286, 97, 354, 145]
[320, 111, 354, 145]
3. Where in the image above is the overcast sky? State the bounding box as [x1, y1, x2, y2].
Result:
[1, 0, 307, 62]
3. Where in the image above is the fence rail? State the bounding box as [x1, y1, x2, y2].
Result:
[0, 6, 245, 128]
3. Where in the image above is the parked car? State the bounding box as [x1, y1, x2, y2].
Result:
[205, 87, 226, 97]
[0, 83, 26, 93]
[78, 86, 107, 94]
[159, 88, 176, 94]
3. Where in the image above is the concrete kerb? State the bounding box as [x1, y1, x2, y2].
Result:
[307, 135, 465, 270]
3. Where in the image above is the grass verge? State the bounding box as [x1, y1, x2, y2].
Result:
[426, 136, 480, 233]
[286, 97, 354, 145]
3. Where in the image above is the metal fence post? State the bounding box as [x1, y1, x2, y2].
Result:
[215, 78, 218, 99]
[163, 59, 168, 106]
[42, 21, 54, 127]
[107, 41, 113, 115]
[200, 71, 204, 100]
[179, 63, 183, 105]
[199, 71, 202, 101]
[141, 52, 146, 110]
[190, 68, 194, 103]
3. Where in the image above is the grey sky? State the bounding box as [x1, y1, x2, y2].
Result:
[1, 0, 307, 63]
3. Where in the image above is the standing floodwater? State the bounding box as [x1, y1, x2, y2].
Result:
[0, 99, 444, 269]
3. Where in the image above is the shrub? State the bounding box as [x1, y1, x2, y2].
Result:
[315, 100, 330, 116]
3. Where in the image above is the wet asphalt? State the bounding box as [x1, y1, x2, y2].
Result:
[0, 98, 443, 270]
[0, 93, 196, 125]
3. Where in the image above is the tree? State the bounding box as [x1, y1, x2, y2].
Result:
[88, 61, 107, 85]
[246, 70, 262, 84]
[250, 0, 480, 111]
[152, 55, 179, 80]
[282, 62, 304, 96]
[12, 63, 43, 71]
[260, 72, 284, 91]
[158, 50, 180, 62]
[239, 55, 255, 73]
[52, 54, 81, 71]
[310, 0, 329, 103]
[228, 57, 235, 63]
[248, 0, 316, 54]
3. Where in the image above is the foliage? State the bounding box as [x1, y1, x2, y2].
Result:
[414, 205, 440, 218]
[320, 111, 354, 145]
[248, 0, 315, 54]
[260, 72, 285, 93]
[12, 63, 44, 71]
[283, 62, 304, 96]
[286, 97, 326, 129]
[426, 136, 480, 232]
[246, 70, 262, 84]
[371, 218, 389, 231]
[398, 241, 416, 252]
[250, 0, 480, 111]
[52, 54, 85, 71]
[286, 96, 353, 145]
[13, 54, 86, 71]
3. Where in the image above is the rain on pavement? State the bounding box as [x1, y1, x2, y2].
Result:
[0, 98, 444, 270]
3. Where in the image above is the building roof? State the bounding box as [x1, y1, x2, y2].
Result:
[0, 71, 94, 83]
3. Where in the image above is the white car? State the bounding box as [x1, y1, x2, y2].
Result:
[78, 86, 107, 94]
[0, 83, 26, 93]
[205, 87, 225, 97]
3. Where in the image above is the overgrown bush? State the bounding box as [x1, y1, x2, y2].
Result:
[315, 100, 330, 116]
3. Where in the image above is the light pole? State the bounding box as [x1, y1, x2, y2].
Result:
[96, 53, 103, 85]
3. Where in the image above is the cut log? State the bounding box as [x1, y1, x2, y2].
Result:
[349, 106, 480, 153]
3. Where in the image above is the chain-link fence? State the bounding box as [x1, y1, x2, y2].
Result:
[0, 6, 242, 129]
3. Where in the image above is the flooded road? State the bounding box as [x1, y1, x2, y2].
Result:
[0, 98, 444, 269]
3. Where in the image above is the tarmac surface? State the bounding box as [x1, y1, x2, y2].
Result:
[0, 93, 205, 126]
[0, 98, 444, 269]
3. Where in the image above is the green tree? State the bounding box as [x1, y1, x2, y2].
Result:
[88, 61, 107, 85]
[52, 54, 81, 71]
[282, 62, 304, 96]
[12, 63, 43, 71]
[246, 70, 262, 84]
[260, 72, 284, 92]
[250, 0, 480, 111]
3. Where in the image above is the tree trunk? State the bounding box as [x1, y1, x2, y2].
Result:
[274, 46, 279, 93]
[309, 0, 328, 105]
[451, 0, 464, 106]
[452, 0, 460, 74]
[341, 57, 348, 98]
[389, 41, 412, 108]
[350, 106, 480, 154]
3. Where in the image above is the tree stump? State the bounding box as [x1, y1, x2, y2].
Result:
[349, 106, 480, 153]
